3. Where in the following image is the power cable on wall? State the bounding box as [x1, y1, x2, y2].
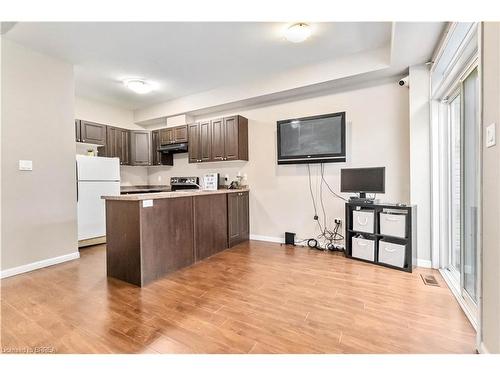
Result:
[304, 163, 345, 252]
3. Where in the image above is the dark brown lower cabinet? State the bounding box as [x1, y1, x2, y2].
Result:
[227, 191, 250, 247]
[105, 191, 249, 287]
[194, 194, 228, 261]
[106, 197, 194, 286]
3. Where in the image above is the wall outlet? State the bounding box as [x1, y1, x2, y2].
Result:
[19, 160, 33, 171]
[142, 200, 153, 208]
[334, 218, 342, 225]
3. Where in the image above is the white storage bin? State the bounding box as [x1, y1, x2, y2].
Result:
[378, 240, 406, 268]
[380, 213, 407, 238]
[352, 237, 375, 261]
[352, 210, 375, 233]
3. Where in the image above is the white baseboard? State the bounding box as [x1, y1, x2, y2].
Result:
[249, 234, 283, 244]
[417, 259, 432, 268]
[0, 251, 80, 279]
[478, 341, 490, 354]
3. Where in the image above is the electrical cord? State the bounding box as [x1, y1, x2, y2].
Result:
[305, 163, 346, 252]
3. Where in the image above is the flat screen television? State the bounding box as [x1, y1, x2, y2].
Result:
[341, 167, 385, 198]
[277, 112, 346, 164]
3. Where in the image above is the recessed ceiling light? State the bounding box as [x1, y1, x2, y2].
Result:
[123, 79, 154, 94]
[284, 23, 312, 43]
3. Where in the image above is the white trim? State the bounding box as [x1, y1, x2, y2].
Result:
[249, 234, 283, 244]
[417, 259, 432, 268]
[478, 341, 490, 354]
[0, 252, 80, 279]
[440, 268, 478, 330]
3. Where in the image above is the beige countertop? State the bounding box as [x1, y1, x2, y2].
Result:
[102, 188, 249, 201]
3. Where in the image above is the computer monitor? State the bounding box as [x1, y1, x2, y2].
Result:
[340, 167, 385, 198]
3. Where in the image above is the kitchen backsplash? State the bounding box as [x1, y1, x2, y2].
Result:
[120, 166, 149, 186]
[147, 152, 247, 187]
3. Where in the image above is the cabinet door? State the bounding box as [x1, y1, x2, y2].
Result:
[227, 193, 241, 247]
[188, 123, 200, 163]
[130, 131, 151, 166]
[211, 118, 224, 161]
[105, 126, 117, 158]
[194, 194, 228, 261]
[174, 125, 188, 143]
[200, 121, 212, 162]
[239, 192, 249, 241]
[75, 120, 81, 142]
[160, 128, 173, 145]
[80, 120, 107, 145]
[224, 116, 239, 160]
[151, 130, 161, 165]
[120, 129, 130, 165]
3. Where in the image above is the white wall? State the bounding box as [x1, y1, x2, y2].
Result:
[74, 96, 149, 186]
[1, 38, 78, 271]
[481, 22, 500, 354]
[75, 96, 143, 130]
[148, 80, 410, 242]
[409, 64, 432, 265]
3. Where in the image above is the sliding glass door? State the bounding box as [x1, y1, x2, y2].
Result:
[462, 68, 479, 305]
[445, 66, 479, 322]
[449, 93, 462, 284]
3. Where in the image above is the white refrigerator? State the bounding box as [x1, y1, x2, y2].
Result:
[76, 155, 120, 241]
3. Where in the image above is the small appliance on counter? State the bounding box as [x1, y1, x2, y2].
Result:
[170, 177, 200, 191]
[202, 173, 219, 191]
[228, 175, 245, 189]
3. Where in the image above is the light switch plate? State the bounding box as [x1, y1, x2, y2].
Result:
[142, 200, 153, 208]
[486, 123, 496, 148]
[19, 160, 33, 171]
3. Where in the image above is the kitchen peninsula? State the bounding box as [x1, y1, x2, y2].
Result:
[102, 189, 249, 286]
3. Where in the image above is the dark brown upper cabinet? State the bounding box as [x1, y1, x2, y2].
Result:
[130, 131, 152, 166]
[224, 116, 248, 161]
[188, 121, 211, 163]
[188, 123, 201, 163]
[211, 118, 224, 161]
[159, 125, 188, 145]
[173, 125, 188, 143]
[188, 115, 248, 164]
[75, 120, 81, 142]
[151, 130, 173, 166]
[199, 121, 212, 162]
[104, 126, 130, 165]
[227, 191, 249, 247]
[79, 120, 107, 145]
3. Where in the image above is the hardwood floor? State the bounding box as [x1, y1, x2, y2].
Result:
[1, 241, 476, 354]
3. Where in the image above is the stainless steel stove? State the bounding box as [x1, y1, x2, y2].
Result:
[170, 177, 200, 191]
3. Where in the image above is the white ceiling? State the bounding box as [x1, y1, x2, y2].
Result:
[4, 22, 396, 110]
[4, 22, 445, 113]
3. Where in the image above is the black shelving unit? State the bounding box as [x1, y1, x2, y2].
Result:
[344, 202, 417, 273]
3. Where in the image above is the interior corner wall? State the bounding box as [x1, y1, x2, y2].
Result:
[74, 96, 149, 186]
[409, 64, 432, 264]
[480, 22, 500, 354]
[147, 80, 410, 242]
[1, 38, 77, 271]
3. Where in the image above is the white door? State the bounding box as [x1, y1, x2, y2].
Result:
[77, 181, 120, 240]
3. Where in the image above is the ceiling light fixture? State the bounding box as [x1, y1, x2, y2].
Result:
[124, 79, 154, 94]
[284, 23, 312, 43]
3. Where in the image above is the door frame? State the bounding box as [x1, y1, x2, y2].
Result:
[436, 56, 481, 330]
